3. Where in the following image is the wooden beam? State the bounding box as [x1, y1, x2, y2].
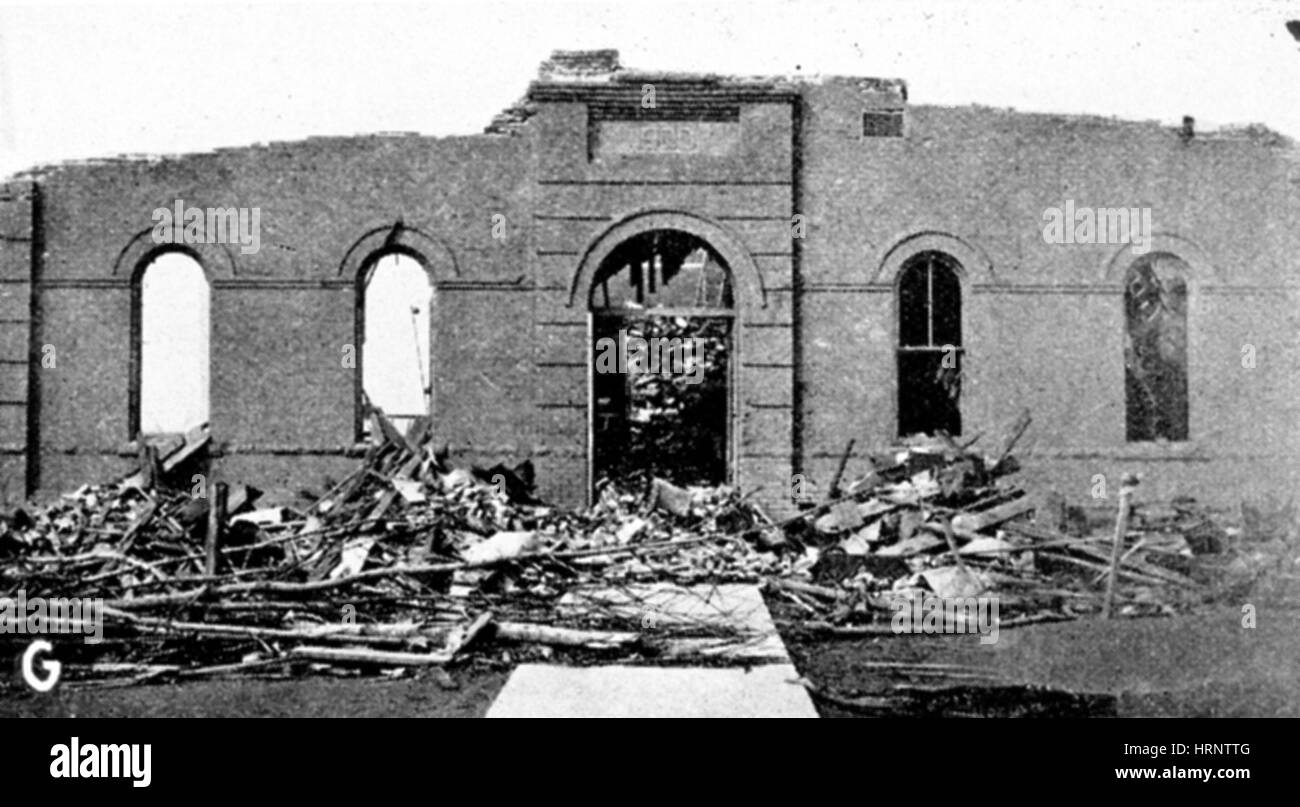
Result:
[205, 482, 228, 577]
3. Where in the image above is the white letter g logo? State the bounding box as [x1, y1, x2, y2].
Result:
[22, 640, 60, 693]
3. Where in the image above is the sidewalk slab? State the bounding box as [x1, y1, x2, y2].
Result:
[486, 663, 818, 718]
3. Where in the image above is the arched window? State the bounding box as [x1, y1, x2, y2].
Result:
[134, 251, 210, 436]
[897, 251, 962, 437]
[360, 252, 432, 436]
[1125, 253, 1189, 442]
[589, 229, 732, 489]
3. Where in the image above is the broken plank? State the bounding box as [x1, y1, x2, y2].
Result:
[205, 482, 228, 577]
[1103, 477, 1138, 619]
[118, 501, 160, 554]
[1035, 549, 1171, 587]
[371, 408, 417, 456]
[161, 427, 211, 473]
[290, 645, 451, 666]
[447, 611, 494, 656]
[826, 438, 856, 501]
[991, 408, 1032, 473]
[951, 496, 1035, 533]
[767, 577, 848, 602]
[493, 622, 639, 649]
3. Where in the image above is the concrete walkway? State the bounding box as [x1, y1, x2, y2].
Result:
[487, 583, 819, 718]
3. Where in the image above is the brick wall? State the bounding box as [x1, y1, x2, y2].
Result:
[5, 54, 1299, 515]
[799, 82, 1300, 507]
[0, 182, 34, 506]
[20, 133, 534, 500]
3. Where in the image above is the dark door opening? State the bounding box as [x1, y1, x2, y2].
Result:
[589, 230, 733, 492]
[897, 251, 962, 438]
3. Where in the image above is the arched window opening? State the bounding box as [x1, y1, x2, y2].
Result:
[136, 251, 210, 437]
[361, 252, 432, 437]
[589, 230, 733, 491]
[897, 251, 962, 437]
[1125, 253, 1189, 442]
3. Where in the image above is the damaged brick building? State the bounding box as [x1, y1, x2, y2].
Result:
[2, 49, 1298, 515]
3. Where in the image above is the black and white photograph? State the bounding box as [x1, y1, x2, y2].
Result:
[0, 0, 1291, 780]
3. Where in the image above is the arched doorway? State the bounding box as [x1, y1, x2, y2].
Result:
[589, 229, 733, 491]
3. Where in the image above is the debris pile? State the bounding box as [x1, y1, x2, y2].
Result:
[763, 412, 1297, 634]
[772, 454, 1205, 631]
[0, 409, 1293, 685]
[0, 412, 790, 685]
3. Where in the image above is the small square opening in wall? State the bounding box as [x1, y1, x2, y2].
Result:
[863, 110, 904, 137]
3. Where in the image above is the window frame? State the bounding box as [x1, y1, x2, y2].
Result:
[354, 247, 435, 442]
[895, 250, 964, 438]
[1123, 252, 1191, 444]
[129, 246, 212, 440]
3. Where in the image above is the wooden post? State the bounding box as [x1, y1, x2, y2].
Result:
[942, 517, 977, 590]
[206, 481, 228, 577]
[826, 438, 857, 501]
[991, 408, 1032, 473]
[1102, 473, 1139, 619]
[136, 435, 161, 490]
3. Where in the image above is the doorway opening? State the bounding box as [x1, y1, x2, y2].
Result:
[589, 230, 733, 492]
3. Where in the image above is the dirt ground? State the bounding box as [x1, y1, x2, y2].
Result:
[777, 629, 1115, 717]
[0, 662, 513, 718]
[2, 591, 1295, 718]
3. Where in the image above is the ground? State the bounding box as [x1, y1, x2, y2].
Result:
[3, 591, 1295, 718]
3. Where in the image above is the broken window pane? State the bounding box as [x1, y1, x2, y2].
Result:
[1125, 253, 1189, 442]
[139, 251, 210, 435]
[363, 253, 432, 436]
[930, 259, 962, 346]
[897, 260, 930, 347]
[896, 251, 963, 437]
[898, 350, 961, 437]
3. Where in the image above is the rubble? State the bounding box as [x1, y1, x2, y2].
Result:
[0, 408, 1294, 686]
